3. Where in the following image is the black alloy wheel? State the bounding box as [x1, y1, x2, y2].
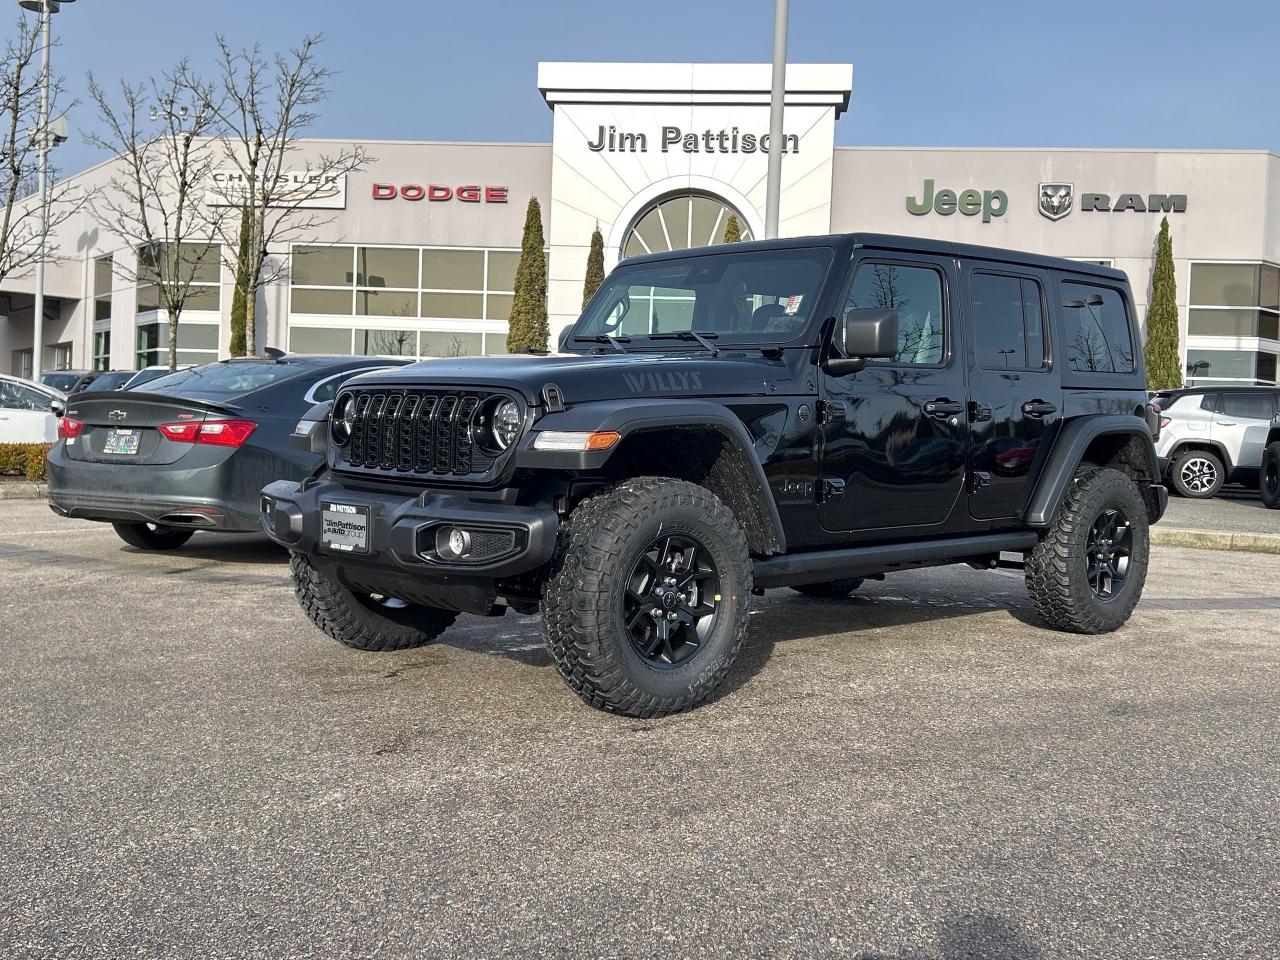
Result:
[622, 534, 720, 668]
[1085, 507, 1132, 601]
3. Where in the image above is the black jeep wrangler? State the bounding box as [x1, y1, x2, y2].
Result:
[263, 234, 1167, 717]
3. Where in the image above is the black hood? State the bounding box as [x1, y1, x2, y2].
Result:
[339, 350, 810, 404]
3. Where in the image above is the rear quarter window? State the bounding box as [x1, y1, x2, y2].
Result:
[1061, 281, 1134, 374]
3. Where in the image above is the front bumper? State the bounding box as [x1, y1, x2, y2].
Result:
[1149, 482, 1169, 524]
[260, 477, 559, 581]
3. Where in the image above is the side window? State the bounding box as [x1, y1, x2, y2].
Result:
[1062, 281, 1135, 374]
[1200, 394, 1219, 412]
[844, 262, 945, 365]
[1220, 392, 1273, 420]
[971, 273, 1047, 370]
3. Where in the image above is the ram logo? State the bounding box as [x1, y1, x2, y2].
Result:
[1038, 183, 1074, 221]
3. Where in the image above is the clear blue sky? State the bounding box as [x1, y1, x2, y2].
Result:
[24, 0, 1280, 176]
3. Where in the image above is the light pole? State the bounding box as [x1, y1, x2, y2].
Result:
[17, 0, 74, 380]
[764, 0, 789, 239]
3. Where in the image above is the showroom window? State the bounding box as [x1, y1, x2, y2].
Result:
[12, 349, 32, 379]
[288, 244, 517, 357]
[135, 320, 220, 368]
[622, 192, 752, 258]
[1186, 350, 1278, 384]
[50, 342, 73, 371]
[136, 242, 222, 314]
[94, 255, 113, 322]
[92, 330, 111, 370]
[1188, 262, 1280, 340]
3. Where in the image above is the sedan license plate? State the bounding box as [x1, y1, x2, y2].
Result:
[103, 429, 140, 455]
[321, 502, 370, 554]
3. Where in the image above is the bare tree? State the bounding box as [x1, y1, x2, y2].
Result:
[87, 66, 226, 371]
[0, 16, 78, 286]
[200, 35, 368, 356]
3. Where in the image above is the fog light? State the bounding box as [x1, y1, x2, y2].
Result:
[437, 526, 472, 559]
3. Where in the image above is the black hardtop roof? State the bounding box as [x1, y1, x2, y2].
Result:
[620, 232, 1128, 284]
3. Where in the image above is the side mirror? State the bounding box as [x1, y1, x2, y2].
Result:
[556, 327, 572, 353]
[826, 308, 899, 376]
[50, 398, 66, 417]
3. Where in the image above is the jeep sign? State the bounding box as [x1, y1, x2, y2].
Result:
[906, 180, 1008, 223]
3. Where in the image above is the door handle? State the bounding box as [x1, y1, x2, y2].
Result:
[924, 398, 965, 420]
[1216, 420, 1236, 427]
[1021, 400, 1058, 418]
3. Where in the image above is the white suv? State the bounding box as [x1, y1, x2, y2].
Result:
[1154, 387, 1280, 498]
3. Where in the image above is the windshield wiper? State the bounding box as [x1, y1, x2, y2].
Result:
[572, 334, 631, 353]
[647, 330, 720, 357]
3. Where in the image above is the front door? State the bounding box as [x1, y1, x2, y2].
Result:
[818, 253, 969, 534]
[1212, 390, 1277, 471]
[963, 266, 1062, 520]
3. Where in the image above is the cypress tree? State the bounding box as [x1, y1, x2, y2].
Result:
[722, 214, 742, 244]
[1144, 216, 1182, 391]
[507, 197, 549, 353]
[229, 206, 253, 357]
[582, 227, 605, 308]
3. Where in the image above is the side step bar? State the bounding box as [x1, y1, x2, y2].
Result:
[752, 532, 1040, 589]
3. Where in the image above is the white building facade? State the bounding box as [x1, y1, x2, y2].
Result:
[2, 61, 1277, 386]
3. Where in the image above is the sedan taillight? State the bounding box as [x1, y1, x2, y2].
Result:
[159, 419, 256, 447]
[58, 417, 84, 439]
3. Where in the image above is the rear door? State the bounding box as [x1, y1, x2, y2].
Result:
[1212, 391, 1275, 470]
[962, 264, 1061, 520]
[817, 250, 969, 534]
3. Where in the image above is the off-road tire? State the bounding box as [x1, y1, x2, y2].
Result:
[1168, 448, 1224, 499]
[1261, 442, 1280, 510]
[1025, 467, 1150, 634]
[290, 552, 457, 651]
[791, 578, 864, 598]
[112, 521, 195, 550]
[541, 477, 752, 718]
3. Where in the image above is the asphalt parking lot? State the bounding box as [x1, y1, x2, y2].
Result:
[1, 499, 1278, 959]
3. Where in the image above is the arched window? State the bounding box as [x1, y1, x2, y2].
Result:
[621, 192, 752, 258]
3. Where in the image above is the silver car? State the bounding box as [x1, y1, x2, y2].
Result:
[1154, 387, 1280, 498]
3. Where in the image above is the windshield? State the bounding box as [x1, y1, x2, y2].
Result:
[571, 247, 833, 345]
[142, 362, 309, 396]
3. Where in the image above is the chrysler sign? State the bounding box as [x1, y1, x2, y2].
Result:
[207, 170, 347, 209]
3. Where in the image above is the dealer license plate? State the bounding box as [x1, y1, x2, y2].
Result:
[103, 429, 140, 455]
[321, 502, 370, 554]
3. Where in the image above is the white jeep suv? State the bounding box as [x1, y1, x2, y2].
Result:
[1154, 387, 1279, 498]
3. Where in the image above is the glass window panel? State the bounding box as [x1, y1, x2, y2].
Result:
[487, 252, 519, 291]
[1190, 264, 1258, 307]
[292, 246, 354, 287]
[356, 289, 418, 317]
[420, 292, 483, 319]
[971, 274, 1027, 369]
[355, 329, 417, 356]
[184, 285, 221, 312]
[291, 287, 354, 315]
[179, 244, 222, 284]
[1022, 278, 1047, 368]
[1259, 354, 1277, 383]
[289, 326, 352, 355]
[1221, 392, 1274, 419]
[633, 206, 668, 254]
[355, 247, 418, 288]
[420, 331, 482, 358]
[95, 299, 112, 322]
[486, 293, 513, 322]
[1260, 266, 1280, 312]
[660, 197, 691, 250]
[94, 256, 113, 297]
[1186, 350, 1255, 380]
[623, 233, 648, 259]
[176, 324, 219, 350]
[484, 333, 508, 355]
[689, 195, 725, 249]
[1062, 283, 1134, 374]
[93, 331, 111, 370]
[422, 249, 483, 290]
[135, 323, 162, 352]
[845, 263, 945, 365]
[1263, 314, 1279, 341]
[137, 284, 162, 312]
[176, 351, 217, 365]
[1188, 308, 1265, 338]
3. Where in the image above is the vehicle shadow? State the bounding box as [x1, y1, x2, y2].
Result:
[119, 533, 288, 566]
[856, 909, 1041, 960]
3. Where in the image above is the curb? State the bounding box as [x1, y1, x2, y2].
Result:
[1152, 526, 1280, 555]
[0, 482, 47, 501]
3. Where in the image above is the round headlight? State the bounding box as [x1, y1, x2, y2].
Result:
[332, 394, 355, 444]
[491, 399, 521, 451]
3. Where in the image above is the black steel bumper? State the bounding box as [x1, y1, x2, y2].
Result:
[260, 477, 560, 580]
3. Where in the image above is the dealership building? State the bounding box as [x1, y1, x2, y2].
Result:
[3, 61, 1279, 386]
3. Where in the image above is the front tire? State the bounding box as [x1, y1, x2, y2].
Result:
[1025, 468, 1150, 634]
[791, 578, 864, 598]
[112, 521, 194, 550]
[541, 477, 752, 718]
[1169, 448, 1224, 499]
[1261, 442, 1280, 510]
[290, 553, 457, 651]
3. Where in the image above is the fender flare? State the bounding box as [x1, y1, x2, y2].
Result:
[514, 398, 787, 553]
[1024, 416, 1160, 528]
[1166, 438, 1235, 472]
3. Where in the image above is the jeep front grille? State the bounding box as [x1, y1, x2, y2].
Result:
[336, 388, 506, 480]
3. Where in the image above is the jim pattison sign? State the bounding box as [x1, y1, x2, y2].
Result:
[206, 170, 348, 209]
[586, 124, 800, 155]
